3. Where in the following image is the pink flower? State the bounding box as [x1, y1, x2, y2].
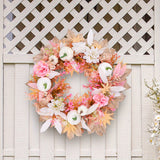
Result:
[93, 93, 109, 107]
[33, 61, 49, 77]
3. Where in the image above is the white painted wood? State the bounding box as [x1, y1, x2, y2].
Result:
[0, 0, 3, 159]
[54, 132, 66, 156]
[1, 0, 159, 159]
[106, 158, 117, 160]
[40, 129, 54, 160]
[117, 65, 131, 160]
[141, 65, 155, 160]
[131, 65, 142, 157]
[3, 54, 155, 64]
[29, 158, 39, 160]
[154, 0, 160, 79]
[91, 134, 105, 160]
[14, 64, 29, 160]
[4, 158, 14, 160]
[80, 157, 91, 160]
[4, 64, 15, 158]
[54, 157, 66, 160]
[105, 112, 117, 157]
[132, 158, 142, 160]
[29, 64, 40, 159]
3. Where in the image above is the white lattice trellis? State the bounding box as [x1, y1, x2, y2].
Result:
[4, 0, 154, 59]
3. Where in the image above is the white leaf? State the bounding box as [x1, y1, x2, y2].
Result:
[87, 103, 99, 115]
[54, 119, 62, 134]
[99, 72, 108, 83]
[38, 107, 53, 116]
[57, 112, 67, 120]
[48, 71, 60, 79]
[110, 86, 125, 92]
[114, 92, 121, 97]
[99, 47, 107, 55]
[81, 119, 91, 132]
[87, 30, 93, 46]
[40, 119, 52, 133]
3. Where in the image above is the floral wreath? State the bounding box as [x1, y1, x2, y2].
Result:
[27, 30, 131, 139]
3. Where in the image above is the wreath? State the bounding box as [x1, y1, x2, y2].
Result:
[27, 30, 131, 139]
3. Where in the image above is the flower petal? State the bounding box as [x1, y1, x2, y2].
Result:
[87, 30, 93, 46]
[81, 119, 91, 132]
[54, 119, 62, 134]
[87, 103, 99, 115]
[99, 72, 108, 83]
[48, 71, 60, 79]
[40, 119, 52, 133]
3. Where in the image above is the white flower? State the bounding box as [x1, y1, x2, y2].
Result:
[155, 115, 160, 121]
[37, 77, 51, 92]
[67, 110, 81, 125]
[49, 55, 58, 65]
[98, 62, 113, 83]
[38, 98, 67, 120]
[48, 98, 65, 112]
[72, 42, 87, 55]
[78, 105, 88, 116]
[59, 47, 73, 61]
[71, 30, 106, 63]
[83, 46, 105, 63]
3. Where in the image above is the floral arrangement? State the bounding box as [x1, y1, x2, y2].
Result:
[145, 79, 160, 150]
[26, 30, 131, 139]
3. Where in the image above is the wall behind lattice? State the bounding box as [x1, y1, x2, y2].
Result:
[4, 0, 154, 57]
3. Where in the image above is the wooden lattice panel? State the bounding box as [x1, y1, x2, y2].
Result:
[4, 0, 154, 57]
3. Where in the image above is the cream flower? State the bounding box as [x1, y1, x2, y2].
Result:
[49, 55, 58, 65]
[48, 98, 65, 112]
[67, 110, 81, 125]
[38, 98, 66, 120]
[78, 105, 88, 116]
[72, 30, 106, 63]
[155, 115, 160, 121]
[98, 62, 113, 83]
[37, 77, 51, 92]
[72, 42, 87, 55]
[59, 47, 73, 61]
[83, 46, 105, 63]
